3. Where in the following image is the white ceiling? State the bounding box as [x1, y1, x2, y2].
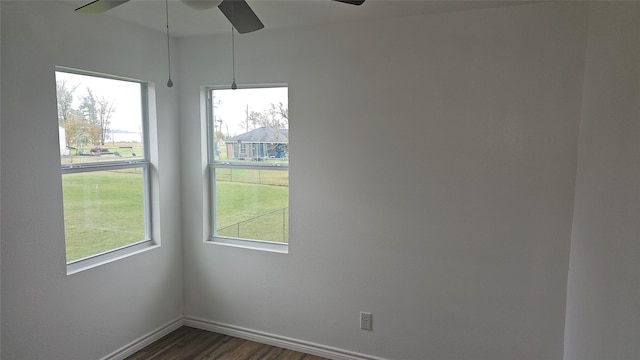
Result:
[66, 0, 536, 38]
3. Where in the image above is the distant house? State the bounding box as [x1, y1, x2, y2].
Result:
[225, 126, 288, 160]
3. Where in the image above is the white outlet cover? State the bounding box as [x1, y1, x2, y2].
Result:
[360, 312, 373, 331]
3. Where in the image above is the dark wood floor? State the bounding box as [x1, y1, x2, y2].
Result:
[125, 326, 331, 360]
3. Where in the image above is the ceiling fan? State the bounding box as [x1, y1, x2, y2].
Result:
[75, 0, 366, 34]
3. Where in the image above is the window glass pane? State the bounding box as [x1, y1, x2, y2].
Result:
[211, 86, 289, 245]
[215, 169, 288, 243]
[56, 71, 144, 166]
[212, 87, 288, 164]
[62, 169, 146, 262]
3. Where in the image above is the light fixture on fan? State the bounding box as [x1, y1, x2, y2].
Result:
[74, 0, 366, 87]
[76, 0, 365, 34]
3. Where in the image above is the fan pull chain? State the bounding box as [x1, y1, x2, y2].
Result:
[230, 1, 237, 90]
[165, 0, 174, 88]
[231, 25, 237, 90]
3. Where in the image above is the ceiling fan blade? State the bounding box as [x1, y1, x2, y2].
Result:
[75, 0, 130, 13]
[332, 0, 365, 5]
[218, 0, 264, 34]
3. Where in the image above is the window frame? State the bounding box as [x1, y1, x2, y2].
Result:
[205, 85, 289, 253]
[56, 67, 156, 274]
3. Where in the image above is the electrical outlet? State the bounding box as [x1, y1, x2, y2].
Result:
[360, 312, 372, 331]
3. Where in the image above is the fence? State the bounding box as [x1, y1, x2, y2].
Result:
[215, 168, 288, 187]
[217, 207, 289, 243]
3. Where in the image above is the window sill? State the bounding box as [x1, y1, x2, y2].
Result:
[66, 240, 159, 275]
[207, 236, 288, 254]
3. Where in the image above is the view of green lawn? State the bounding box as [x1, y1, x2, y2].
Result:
[213, 152, 289, 241]
[63, 166, 288, 262]
[62, 169, 145, 262]
[216, 178, 289, 242]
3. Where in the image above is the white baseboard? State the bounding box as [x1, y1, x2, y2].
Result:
[99, 317, 184, 360]
[183, 316, 388, 360]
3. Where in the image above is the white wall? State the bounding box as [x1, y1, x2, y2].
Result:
[564, 3, 640, 360]
[1, 2, 183, 359]
[179, 3, 588, 359]
[6, 2, 639, 360]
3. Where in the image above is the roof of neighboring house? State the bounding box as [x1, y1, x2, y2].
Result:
[226, 126, 288, 143]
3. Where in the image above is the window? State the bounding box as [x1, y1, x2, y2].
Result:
[56, 69, 153, 270]
[207, 86, 289, 251]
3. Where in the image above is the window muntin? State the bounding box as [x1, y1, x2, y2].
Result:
[208, 86, 289, 247]
[56, 69, 151, 264]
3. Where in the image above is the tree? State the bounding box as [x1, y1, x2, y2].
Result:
[214, 118, 227, 142]
[56, 79, 80, 151]
[246, 102, 289, 130]
[95, 96, 116, 145]
[79, 89, 98, 144]
[60, 113, 91, 152]
[247, 110, 268, 129]
[79, 88, 116, 145]
[270, 102, 288, 128]
[56, 79, 79, 123]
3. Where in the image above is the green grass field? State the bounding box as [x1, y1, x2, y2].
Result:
[62, 169, 146, 262]
[63, 167, 288, 262]
[216, 181, 289, 242]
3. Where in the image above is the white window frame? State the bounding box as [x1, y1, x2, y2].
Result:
[57, 68, 156, 274]
[206, 85, 289, 253]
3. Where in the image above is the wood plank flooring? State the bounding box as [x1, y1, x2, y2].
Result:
[125, 326, 331, 360]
